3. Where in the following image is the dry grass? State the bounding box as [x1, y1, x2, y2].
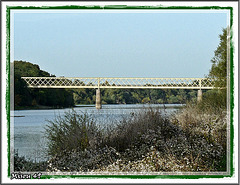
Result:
[172, 103, 227, 150]
[44, 107, 227, 173]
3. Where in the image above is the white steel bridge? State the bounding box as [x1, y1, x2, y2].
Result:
[22, 77, 215, 109]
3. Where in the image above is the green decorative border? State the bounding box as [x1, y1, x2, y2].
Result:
[6, 5, 234, 180]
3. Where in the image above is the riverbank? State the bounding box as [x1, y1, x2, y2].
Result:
[14, 104, 227, 172]
[14, 105, 74, 110]
[13, 104, 182, 162]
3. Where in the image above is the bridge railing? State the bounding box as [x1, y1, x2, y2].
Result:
[21, 77, 215, 89]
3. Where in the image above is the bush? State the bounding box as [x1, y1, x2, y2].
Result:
[45, 107, 226, 172]
[173, 102, 227, 150]
[45, 109, 102, 157]
[14, 150, 47, 171]
[47, 146, 120, 172]
[102, 108, 167, 152]
[197, 89, 227, 114]
[94, 107, 226, 172]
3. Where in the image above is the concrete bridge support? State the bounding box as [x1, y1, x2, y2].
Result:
[96, 88, 102, 109]
[197, 89, 202, 102]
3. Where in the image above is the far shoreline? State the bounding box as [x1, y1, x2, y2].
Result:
[14, 103, 185, 111]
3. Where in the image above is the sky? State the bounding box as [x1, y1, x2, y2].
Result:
[13, 10, 229, 78]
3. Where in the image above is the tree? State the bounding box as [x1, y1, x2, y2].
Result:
[14, 74, 32, 107]
[13, 61, 74, 108]
[208, 27, 229, 88]
[201, 27, 229, 111]
[176, 89, 187, 103]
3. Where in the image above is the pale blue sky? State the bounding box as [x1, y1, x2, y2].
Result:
[13, 10, 228, 78]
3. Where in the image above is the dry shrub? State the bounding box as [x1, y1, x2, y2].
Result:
[14, 150, 47, 171]
[45, 109, 103, 157]
[172, 103, 227, 150]
[96, 107, 226, 172]
[103, 108, 167, 152]
[47, 146, 120, 172]
[95, 144, 223, 172]
[45, 107, 227, 172]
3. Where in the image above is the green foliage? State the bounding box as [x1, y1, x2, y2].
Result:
[73, 88, 197, 105]
[209, 27, 228, 88]
[14, 60, 51, 77]
[197, 89, 227, 114]
[14, 74, 32, 106]
[196, 28, 228, 112]
[13, 60, 74, 109]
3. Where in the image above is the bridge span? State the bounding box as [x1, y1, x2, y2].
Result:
[22, 77, 215, 109]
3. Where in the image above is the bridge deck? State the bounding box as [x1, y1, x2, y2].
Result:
[22, 77, 215, 89]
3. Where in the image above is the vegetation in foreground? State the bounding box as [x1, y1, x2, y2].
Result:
[45, 105, 226, 172]
[14, 103, 226, 172]
[14, 151, 47, 172]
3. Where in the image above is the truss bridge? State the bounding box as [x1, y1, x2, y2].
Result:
[22, 77, 215, 109]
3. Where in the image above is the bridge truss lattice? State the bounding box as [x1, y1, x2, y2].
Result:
[21, 77, 215, 89]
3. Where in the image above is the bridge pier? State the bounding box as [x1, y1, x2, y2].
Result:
[96, 88, 102, 109]
[197, 89, 202, 102]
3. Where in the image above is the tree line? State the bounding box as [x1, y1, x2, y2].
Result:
[73, 88, 199, 105]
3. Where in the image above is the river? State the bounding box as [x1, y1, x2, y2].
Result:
[12, 104, 183, 162]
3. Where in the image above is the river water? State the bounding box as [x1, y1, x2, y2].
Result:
[12, 104, 182, 162]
